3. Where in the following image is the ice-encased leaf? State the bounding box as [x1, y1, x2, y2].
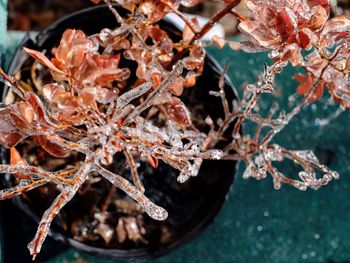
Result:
[320, 16, 350, 48]
[243, 163, 256, 179]
[23, 47, 65, 76]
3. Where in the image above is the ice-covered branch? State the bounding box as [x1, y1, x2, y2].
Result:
[96, 164, 168, 221]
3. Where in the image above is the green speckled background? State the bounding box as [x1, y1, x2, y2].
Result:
[2, 9, 350, 263]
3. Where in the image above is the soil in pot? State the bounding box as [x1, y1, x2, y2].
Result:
[1, 4, 238, 260]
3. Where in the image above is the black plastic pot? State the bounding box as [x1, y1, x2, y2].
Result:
[1, 4, 239, 261]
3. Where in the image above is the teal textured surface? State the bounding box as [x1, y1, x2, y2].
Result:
[0, 0, 6, 50]
[3, 35, 350, 263]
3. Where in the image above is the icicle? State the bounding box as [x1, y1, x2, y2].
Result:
[144, 202, 168, 221]
[97, 165, 168, 221]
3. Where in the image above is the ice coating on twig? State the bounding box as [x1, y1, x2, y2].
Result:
[97, 165, 168, 220]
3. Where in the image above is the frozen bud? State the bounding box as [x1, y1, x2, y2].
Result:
[273, 177, 282, 190]
[330, 171, 340, 179]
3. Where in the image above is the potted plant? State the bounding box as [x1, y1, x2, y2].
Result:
[1, 2, 238, 260]
[0, 0, 349, 260]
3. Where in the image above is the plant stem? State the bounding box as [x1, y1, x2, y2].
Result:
[166, 0, 242, 69]
[191, 0, 242, 43]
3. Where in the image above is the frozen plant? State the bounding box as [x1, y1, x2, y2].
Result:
[0, 0, 349, 259]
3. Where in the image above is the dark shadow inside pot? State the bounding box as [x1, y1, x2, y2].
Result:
[1, 4, 239, 260]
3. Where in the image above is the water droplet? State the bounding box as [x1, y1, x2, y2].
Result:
[330, 238, 339, 249]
